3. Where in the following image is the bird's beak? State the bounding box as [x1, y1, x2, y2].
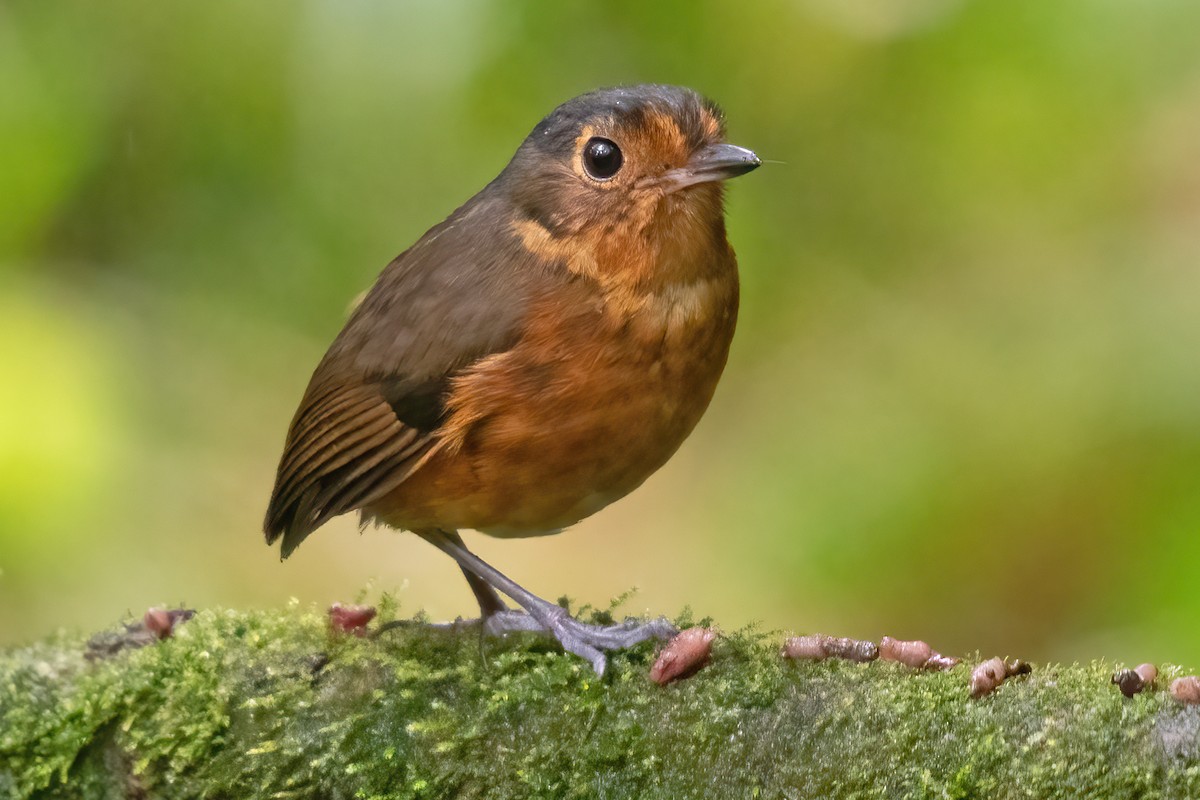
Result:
[663, 143, 761, 192]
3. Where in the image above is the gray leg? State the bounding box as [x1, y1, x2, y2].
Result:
[443, 530, 507, 618]
[417, 529, 677, 675]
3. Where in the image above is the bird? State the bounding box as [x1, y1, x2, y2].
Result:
[264, 84, 760, 675]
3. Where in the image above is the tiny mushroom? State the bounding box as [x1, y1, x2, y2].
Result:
[143, 608, 174, 640]
[142, 607, 194, 640]
[781, 634, 827, 660]
[924, 652, 963, 672]
[1112, 663, 1158, 698]
[878, 636, 961, 671]
[782, 634, 878, 664]
[651, 627, 717, 685]
[970, 657, 1031, 699]
[85, 607, 195, 660]
[879, 636, 931, 668]
[1170, 675, 1200, 705]
[823, 636, 880, 663]
[328, 603, 377, 636]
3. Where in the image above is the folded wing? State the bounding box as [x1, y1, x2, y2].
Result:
[263, 191, 553, 557]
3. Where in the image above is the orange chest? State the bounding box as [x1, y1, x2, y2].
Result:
[373, 244, 741, 536]
[471, 262, 738, 441]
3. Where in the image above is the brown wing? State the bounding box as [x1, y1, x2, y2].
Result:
[263, 376, 441, 558]
[263, 188, 556, 558]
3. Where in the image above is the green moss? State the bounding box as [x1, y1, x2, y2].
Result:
[2, 604, 1199, 799]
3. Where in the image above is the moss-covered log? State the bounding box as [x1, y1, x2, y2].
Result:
[2, 603, 1199, 799]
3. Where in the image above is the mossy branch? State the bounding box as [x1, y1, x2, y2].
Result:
[3, 603, 1199, 799]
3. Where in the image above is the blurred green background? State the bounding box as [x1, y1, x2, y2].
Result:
[2, 0, 1198, 666]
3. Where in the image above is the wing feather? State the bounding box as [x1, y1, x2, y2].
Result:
[276, 398, 392, 483]
[265, 385, 434, 555]
[263, 187, 561, 557]
[285, 390, 379, 453]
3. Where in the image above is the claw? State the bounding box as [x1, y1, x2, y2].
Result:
[416, 529, 679, 674]
[484, 605, 677, 674]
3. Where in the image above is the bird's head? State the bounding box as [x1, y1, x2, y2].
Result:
[498, 85, 760, 287]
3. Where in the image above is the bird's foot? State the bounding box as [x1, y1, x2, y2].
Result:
[412, 529, 678, 675]
[484, 606, 677, 676]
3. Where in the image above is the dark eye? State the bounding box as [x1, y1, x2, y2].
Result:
[582, 137, 623, 180]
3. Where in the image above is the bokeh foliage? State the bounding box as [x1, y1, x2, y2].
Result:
[2, 0, 1199, 665]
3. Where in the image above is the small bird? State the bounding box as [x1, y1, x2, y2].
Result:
[264, 84, 760, 674]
